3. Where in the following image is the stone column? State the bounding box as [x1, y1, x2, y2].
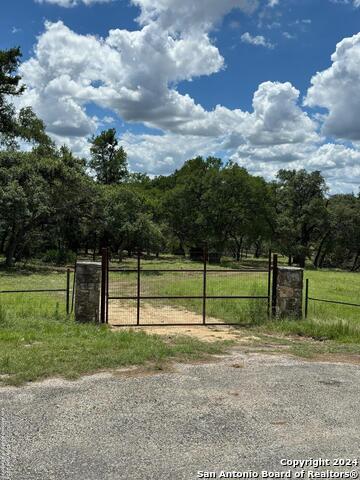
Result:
[276, 267, 304, 319]
[75, 261, 101, 323]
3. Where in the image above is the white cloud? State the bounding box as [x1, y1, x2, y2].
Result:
[35, 0, 113, 7]
[241, 32, 274, 48]
[231, 142, 360, 192]
[16, 1, 360, 192]
[305, 32, 360, 141]
[132, 0, 259, 33]
[122, 132, 224, 174]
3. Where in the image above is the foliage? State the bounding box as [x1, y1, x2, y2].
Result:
[274, 169, 329, 267]
[0, 46, 359, 271]
[89, 128, 128, 184]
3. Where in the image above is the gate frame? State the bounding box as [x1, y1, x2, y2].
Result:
[101, 248, 278, 327]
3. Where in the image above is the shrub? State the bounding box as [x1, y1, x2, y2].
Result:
[42, 249, 76, 266]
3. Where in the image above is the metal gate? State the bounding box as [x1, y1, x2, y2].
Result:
[101, 249, 277, 327]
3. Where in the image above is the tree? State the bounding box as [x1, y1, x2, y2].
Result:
[89, 129, 128, 184]
[0, 149, 94, 266]
[313, 194, 360, 270]
[213, 162, 273, 261]
[274, 169, 328, 267]
[101, 185, 163, 259]
[0, 47, 53, 149]
[0, 47, 25, 141]
[162, 157, 222, 257]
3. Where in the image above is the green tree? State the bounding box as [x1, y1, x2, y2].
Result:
[0, 48, 53, 150]
[101, 185, 163, 259]
[0, 149, 94, 266]
[313, 194, 360, 270]
[274, 169, 328, 267]
[0, 47, 24, 140]
[89, 129, 128, 184]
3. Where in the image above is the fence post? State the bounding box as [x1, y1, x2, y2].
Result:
[100, 248, 108, 324]
[305, 278, 309, 319]
[137, 251, 141, 326]
[267, 249, 272, 317]
[202, 246, 207, 325]
[66, 268, 70, 315]
[75, 261, 101, 323]
[106, 252, 109, 324]
[276, 267, 304, 319]
[271, 254, 278, 317]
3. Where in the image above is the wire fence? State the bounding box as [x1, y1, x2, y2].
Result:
[104, 250, 273, 326]
[304, 278, 360, 321]
[0, 268, 74, 318]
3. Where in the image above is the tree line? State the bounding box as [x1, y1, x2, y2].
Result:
[0, 48, 359, 270]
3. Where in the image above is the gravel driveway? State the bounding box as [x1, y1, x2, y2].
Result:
[1, 352, 360, 480]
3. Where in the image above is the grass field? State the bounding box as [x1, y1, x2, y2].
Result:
[0, 255, 359, 385]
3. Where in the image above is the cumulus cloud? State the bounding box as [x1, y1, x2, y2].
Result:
[305, 32, 360, 141]
[231, 142, 360, 192]
[121, 132, 224, 174]
[17, 0, 360, 192]
[35, 0, 112, 6]
[240, 32, 274, 48]
[132, 0, 259, 33]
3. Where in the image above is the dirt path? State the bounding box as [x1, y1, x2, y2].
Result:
[108, 302, 243, 341]
[108, 301, 222, 326]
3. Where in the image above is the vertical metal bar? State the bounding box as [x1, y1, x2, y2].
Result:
[267, 249, 272, 317]
[137, 251, 141, 325]
[202, 246, 207, 325]
[106, 251, 109, 324]
[101, 248, 107, 324]
[66, 268, 70, 315]
[305, 278, 309, 319]
[71, 261, 76, 313]
[271, 254, 278, 318]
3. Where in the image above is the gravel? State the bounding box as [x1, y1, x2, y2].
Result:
[1, 352, 360, 479]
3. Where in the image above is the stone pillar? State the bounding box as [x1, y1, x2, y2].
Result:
[75, 261, 101, 323]
[276, 267, 304, 319]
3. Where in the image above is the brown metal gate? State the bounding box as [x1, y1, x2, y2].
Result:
[101, 248, 277, 326]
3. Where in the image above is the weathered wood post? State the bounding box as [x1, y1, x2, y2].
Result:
[276, 267, 304, 319]
[75, 261, 101, 323]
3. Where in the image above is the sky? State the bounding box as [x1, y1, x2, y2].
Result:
[1, 0, 360, 192]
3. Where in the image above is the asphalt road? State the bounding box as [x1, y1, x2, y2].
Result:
[1, 352, 360, 480]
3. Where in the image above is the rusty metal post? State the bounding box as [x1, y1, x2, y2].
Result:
[137, 251, 141, 325]
[267, 249, 272, 317]
[66, 268, 70, 315]
[106, 253, 109, 324]
[305, 278, 309, 319]
[271, 253, 278, 317]
[100, 248, 108, 324]
[202, 246, 207, 325]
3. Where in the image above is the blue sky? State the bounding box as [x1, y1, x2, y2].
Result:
[1, 0, 360, 191]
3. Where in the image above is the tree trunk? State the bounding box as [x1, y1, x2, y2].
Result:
[254, 241, 262, 258]
[293, 254, 305, 268]
[5, 237, 17, 267]
[313, 231, 330, 269]
[0, 229, 8, 254]
[351, 251, 360, 272]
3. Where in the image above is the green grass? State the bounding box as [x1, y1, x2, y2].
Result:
[0, 255, 359, 386]
[0, 309, 228, 386]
